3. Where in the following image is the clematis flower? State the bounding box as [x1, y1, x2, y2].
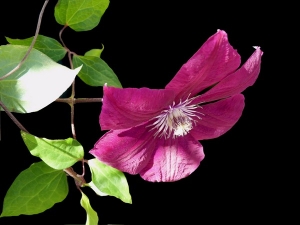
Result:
[90, 30, 263, 182]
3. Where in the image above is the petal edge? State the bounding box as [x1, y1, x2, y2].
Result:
[166, 30, 241, 100]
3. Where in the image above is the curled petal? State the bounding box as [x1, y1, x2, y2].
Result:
[140, 134, 205, 182]
[194, 47, 263, 104]
[90, 122, 157, 174]
[190, 94, 245, 140]
[100, 86, 175, 130]
[165, 30, 241, 100]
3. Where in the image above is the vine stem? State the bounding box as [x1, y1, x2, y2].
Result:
[64, 167, 86, 187]
[0, 0, 49, 135]
[59, 25, 78, 139]
[59, 25, 68, 50]
[0, 0, 49, 81]
[0, 101, 28, 133]
[55, 98, 103, 104]
[55, 98, 102, 138]
[0, 0, 91, 192]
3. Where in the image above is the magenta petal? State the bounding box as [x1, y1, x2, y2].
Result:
[165, 30, 241, 100]
[90, 122, 157, 174]
[194, 47, 263, 103]
[140, 134, 204, 182]
[190, 94, 245, 140]
[100, 86, 175, 130]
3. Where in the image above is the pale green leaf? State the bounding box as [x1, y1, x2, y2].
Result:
[80, 191, 99, 225]
[6, 35, 67, 62]
[55, 0, 110, 31]
[86, 181, 108, 196]
[72, 55, 122, 87]
[84, 47, 104, 58]
[0, 161, 68, 217]
[88, 159, 132, 204]
[0, 45, 81, 113]
[21, 131, 84, 170]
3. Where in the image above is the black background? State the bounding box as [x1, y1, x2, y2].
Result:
[0, 0, 281, 224]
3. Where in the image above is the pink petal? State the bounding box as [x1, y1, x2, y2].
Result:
[165, 30, 241, 101]
[190, 94, 245, 140]
[90, 122, 157, 174]
[140, 134, 205, 182]
[100, 86, 175, 130]
[194, 47, 263, 104]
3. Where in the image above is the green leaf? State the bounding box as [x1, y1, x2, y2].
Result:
[0, 161, 68, 217]
[21, 131, 84, 170]
[88, 159, 131, 204]
[80, 191, 99, 225]
[72, 55, 122, 87]
[0, 45, 81, 113]
[84, 47, 104, 58]
[54, 0, 110, 31]
[86, 181, 108, 196]
[6, 35, 67, 62]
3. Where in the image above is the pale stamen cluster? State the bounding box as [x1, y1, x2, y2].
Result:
[149, 95, 204, 139]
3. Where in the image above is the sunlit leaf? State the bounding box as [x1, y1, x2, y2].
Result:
[0, 45, 81, 113]
[0, 161, 68, 217]
[73, 55, 122, 87]
[88, 159, 131, 204]
[6, 35, 67, 62]
[80, 191, 99, 225]
[55, 0, 110, 31]
[86, 181, 108, 196]
[84, 47, 104, 58]
[21, 131, 84, 170]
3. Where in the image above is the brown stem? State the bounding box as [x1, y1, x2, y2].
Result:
[76, 98, 103, 103]
[0, 0, 50, 81]
[59, 25, 68, 50]
[55, 98, 103, 104]
[59, 25, 78, 139]
[68, 52, 74, 69]
[70, 100, 76, 139]
[0, 101, 28, 133]
[64, 167, 86, 187]
[55, 98, 72, 104]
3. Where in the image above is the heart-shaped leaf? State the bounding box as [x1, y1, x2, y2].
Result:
[55, 0, 110, 31]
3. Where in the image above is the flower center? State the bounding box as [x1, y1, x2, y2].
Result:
[150, 96, 203, 139]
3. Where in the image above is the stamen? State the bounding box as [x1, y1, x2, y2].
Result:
[149, 95, 204, 139]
